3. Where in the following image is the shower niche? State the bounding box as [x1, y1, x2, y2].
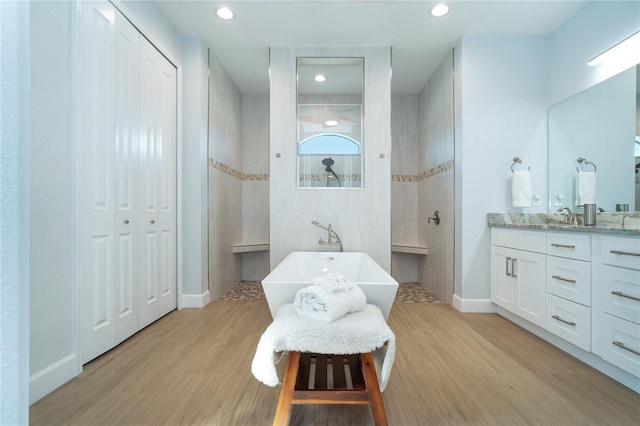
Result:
[296, 57, 363, 188]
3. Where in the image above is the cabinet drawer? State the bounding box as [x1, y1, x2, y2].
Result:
[546, 232, 591, 261]
[546, 256, 591, 306]
[492, 228, 545, 253]
[600, 265, 640, 324]
[601, 235, 640, 270]
[600, 313, 640, 378]
[545, 294, 591, 351]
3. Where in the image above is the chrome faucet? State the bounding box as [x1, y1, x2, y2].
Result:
[311, 221, 343, 252]
[557, 206, 579, 226]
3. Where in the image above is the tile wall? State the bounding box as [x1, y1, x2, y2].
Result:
[390, 50, 455, 302]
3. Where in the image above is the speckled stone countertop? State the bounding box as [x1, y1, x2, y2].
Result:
[487, 212, 640, 236]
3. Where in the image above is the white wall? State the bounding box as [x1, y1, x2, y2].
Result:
[180, 37, 209, 299]
[27, 0, 205, 403]
[269, 47, 392, 271]
[28, 0, 80, 403]
[455, 36, 548, 304]
[454, 0, 639, 308]
[1, 1, 30, 422]
[548, 1, 640, 106]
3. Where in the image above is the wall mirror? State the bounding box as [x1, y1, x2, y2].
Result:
[297, 57, 364, 188]
[548, 65, 639, 212]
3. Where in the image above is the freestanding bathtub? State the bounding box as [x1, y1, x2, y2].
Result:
[262, 251, 399, 320]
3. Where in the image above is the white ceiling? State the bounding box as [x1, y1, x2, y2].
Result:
[153, 0, 588, 95]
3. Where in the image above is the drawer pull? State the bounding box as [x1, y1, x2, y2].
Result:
[551, 315, 576, 326]
[550, 243, 575, 249]
[609, 249, 640, 257]
[551, 275, 577, 284]
[612, 341, 640, 357]
[611, 291, 640, 302]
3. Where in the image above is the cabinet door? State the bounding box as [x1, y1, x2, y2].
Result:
[491, 246, 515, 310]
[138, 36, 177, 328]
[80, 0, 116, 364]
[514, 250, 546, 328]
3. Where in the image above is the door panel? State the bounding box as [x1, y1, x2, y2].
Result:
[114, 9, 140, 345]
[80, 1, 116, 363]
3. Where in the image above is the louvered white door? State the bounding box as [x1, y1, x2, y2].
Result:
[138, 37, 177, 329]
[80, 1, 116, 363]
[113, 10, 141, 344]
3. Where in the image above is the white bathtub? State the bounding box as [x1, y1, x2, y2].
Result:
[262, 251, 399, 320]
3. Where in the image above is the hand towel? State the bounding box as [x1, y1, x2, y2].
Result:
[312, 272, 354, 294]
[251, 303, 396, 391]
[293, 283, 366, 322]
[512, 170, 532, 208]
[576, 171, 596, 206]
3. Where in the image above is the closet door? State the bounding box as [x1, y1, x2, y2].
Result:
[79, 1, 116, 363]
[138, 37, 177, 328]
[113, 10, 140, 344]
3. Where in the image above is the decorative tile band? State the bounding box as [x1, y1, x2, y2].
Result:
[392, 159, 454, 182]
[209, 158, 269, 181]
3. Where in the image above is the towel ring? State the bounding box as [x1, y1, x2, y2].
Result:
[576, 157, 597, 172]
[511, 156, 530, 173]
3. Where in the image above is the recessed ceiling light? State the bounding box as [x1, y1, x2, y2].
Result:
[430, 4, 449, 17]
[325, 120, 339, 127]
[216, 7, 235, 20]
[314, 74, 327, 82]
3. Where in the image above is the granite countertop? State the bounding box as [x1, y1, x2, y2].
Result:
[487, 212, 640, 236]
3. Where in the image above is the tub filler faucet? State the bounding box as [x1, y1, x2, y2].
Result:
[311, 221, 344, 252]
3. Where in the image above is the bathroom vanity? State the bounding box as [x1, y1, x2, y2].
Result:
[488, 213, 640, 392]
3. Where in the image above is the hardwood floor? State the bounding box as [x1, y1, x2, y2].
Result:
[30, 300, 640, 425]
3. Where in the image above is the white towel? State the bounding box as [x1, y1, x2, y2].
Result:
[512, 170, 532, 208]
[312, 273, 354, 294]
[576, 171, 596, 206]
[251, 303, 395, 392]
[293, 284, 366, 322]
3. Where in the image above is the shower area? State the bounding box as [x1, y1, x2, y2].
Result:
[391, 50, 455, 304]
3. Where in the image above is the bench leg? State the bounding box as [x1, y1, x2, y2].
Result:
[273, 351, 301, 426]
[360, 352, 389, 426]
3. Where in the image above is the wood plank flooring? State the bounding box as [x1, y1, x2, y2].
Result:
[30, 300, 640, 425]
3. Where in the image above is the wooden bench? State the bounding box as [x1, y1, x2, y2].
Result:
[273, 351, 388, 426]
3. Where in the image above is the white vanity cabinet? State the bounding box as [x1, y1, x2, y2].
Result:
[545, 232, 592, 351]
[593, 235, 640, 378]
[491, 228, 546, 327]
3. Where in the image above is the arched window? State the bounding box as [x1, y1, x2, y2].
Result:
[298, 133, 361, 155]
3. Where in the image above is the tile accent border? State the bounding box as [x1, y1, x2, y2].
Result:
[209, 158, 269, 181]
[392, 159, 454, 182]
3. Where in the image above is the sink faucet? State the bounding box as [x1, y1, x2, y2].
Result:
[557, 206, 579, 226]
[311, 221, 343, 252]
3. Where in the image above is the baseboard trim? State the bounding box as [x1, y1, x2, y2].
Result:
[182, 290, 211, 308]
[30, 353, 81, 404]
[452, 294, 496, 313]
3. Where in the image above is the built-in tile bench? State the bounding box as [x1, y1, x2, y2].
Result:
[232, 243, 270, 254]
[391, 244, 429, 255]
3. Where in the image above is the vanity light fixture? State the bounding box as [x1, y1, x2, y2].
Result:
[216, 6, 235, 20]
[430, 3, 449, 17]
[314, 74, 327, 82]
[588, 30, 640, 66]
[325, 120, 339, 127]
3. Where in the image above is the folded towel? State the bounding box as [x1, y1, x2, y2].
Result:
[512, 170, 532, 208]
[576, 171, 596, 206]
[294, 283, 366, 322]
[312, 272, 354, 294]
[251, 303, 395, 391]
